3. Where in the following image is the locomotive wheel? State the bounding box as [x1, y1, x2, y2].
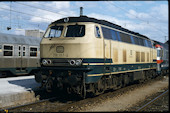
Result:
[152, 70, 156, 78]
[46, 78, 53, 92]
[80, 85, 86, 99]
[35, 71, 43, 83]
[97, 77, 105, 94]
[145, 70, 151, 81]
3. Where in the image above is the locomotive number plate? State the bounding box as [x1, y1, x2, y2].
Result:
[56, 46, 64, 53]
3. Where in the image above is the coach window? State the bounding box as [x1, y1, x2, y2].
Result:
[30, 47, 37, 57]
[23, 46, 26, 56]
[18, 45, 21, 56]
[3, 45, 13, 56]
[95, 26, 101, 38]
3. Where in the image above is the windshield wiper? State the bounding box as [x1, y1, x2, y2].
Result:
[49, 36, 53, 40]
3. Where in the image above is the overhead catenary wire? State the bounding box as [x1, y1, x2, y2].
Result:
[0, 1, 80, 31]
[14, 2, 69, 17]
[14, 2, 79, 17]
[0, 7, 50, 32]
[85, 1, 167, 39]
[0, 1, 167, 42]
[0, 7, 54, 22]
[125, 1, 165, 23]
[107, 1, 167, 35]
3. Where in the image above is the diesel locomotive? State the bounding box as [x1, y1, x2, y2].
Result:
[0, 33, 41, 77]
[35, 16, 169, 98]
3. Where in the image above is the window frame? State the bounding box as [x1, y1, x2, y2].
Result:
[119, 32, 132, 44]
[95, 26, 101, 38]
[18, 45, 21, 57]
[29, 46, 38, 57]
[133, 36, 140, 45]
[144, 40, 149, 47]
[101, 26, 121, 41]
[3, 44, 14, 57]
[0, 45, 2, 49]
[44, 25, 64, 38]
[64, 24, 85, 37]
[110, 30, 118, 41]
[23, 46, 26, 57]
[100, 25, 152, 48]
[138, 38, 145, 46]
[147, 40, 153, 48]
[101, 27, 112, 40]
[130, 36, 135, 44]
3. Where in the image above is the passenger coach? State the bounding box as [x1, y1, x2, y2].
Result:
[0, 33, 41, 77]
[35, 16, 167, 98]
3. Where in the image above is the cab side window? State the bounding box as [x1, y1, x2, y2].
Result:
[95, 26, 101, 38]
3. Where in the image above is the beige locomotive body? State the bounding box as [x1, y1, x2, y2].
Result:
[41, 22, 156, 64]
[36, 16, 159, 98]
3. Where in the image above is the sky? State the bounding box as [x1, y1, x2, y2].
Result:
[0, 1, 168, 43]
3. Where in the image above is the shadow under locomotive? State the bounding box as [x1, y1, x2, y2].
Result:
[7, 77, 86, 105]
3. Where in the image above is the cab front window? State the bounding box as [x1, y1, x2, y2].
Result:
[65, 25, 85, 37]
[44, 26, 63, 38]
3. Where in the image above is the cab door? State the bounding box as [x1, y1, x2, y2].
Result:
[104, 39, 112, 74]
[100, 27, 112, 75]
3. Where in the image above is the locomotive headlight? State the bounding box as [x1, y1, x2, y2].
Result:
[47, 59, 52, 65]
[68, 59, 82, 66]
[75, 60, 82, 66]
[69, 60, 76, 66]
[42, 59, 48, 65]
[42, 59, 51, 65]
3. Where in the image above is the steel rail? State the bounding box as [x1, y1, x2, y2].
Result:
[0, 96, 58, 112]
[136, 89, 169, 112]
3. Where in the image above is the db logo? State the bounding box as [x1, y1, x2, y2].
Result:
[56, 46, 64, 53]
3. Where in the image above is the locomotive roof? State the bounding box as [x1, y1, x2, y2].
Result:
[0, 33, 41, 45]
[51, 16, 149, 40]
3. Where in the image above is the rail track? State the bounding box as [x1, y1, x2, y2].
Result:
[0, 81, 143, 112]
[0, 89, 81, 112]
[136, 89, 169, 112]
[1, 96, 58, 113]
[0, 75, 167, 112]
